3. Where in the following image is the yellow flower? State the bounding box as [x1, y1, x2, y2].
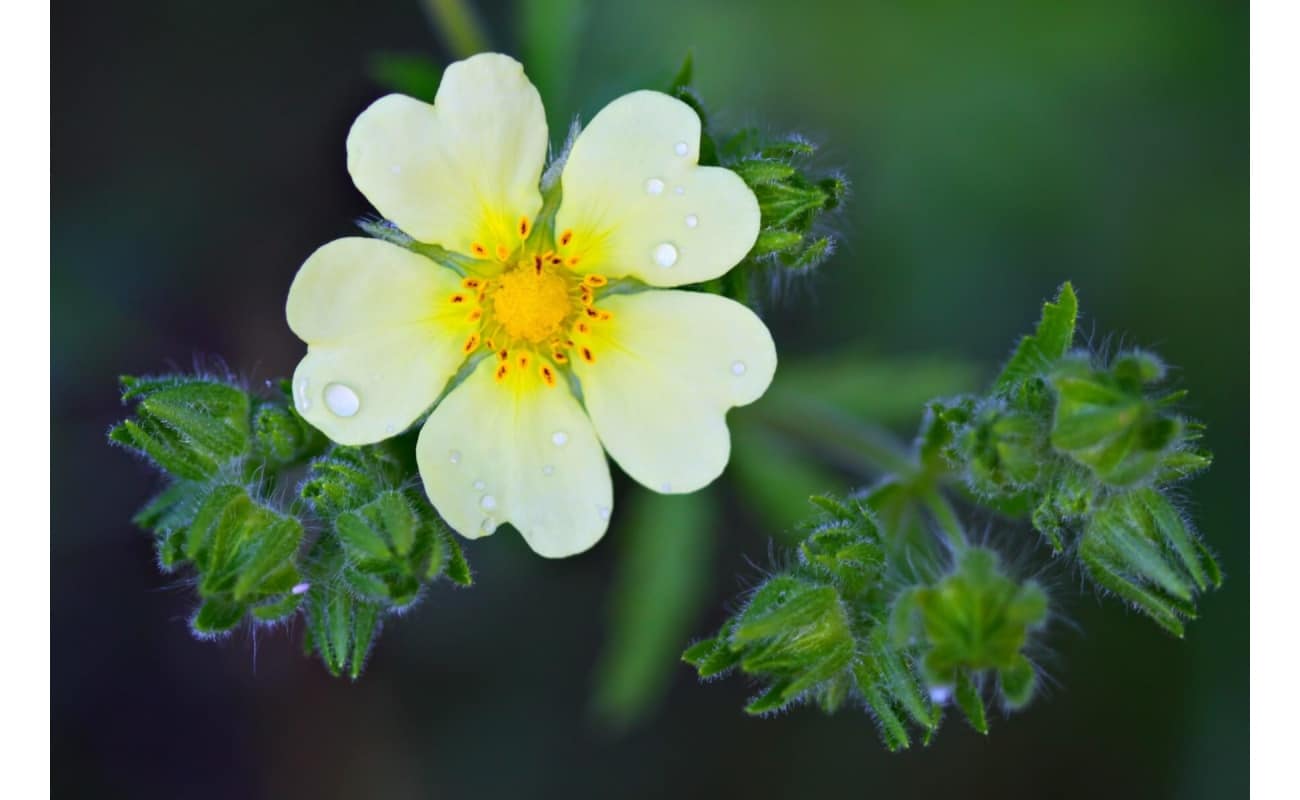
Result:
[287, 53, 775, 557]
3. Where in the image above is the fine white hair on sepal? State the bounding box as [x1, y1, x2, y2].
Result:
[541, 116, 583, 192]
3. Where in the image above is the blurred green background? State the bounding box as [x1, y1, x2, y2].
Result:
[52, 0, 1246, 797]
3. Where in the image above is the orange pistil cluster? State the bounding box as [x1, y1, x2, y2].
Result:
[450, 224, 615, 388]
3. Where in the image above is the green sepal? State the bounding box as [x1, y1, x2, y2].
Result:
[853, 661, 912, 752]
[110, 375, 252, 481]
[332, 491, 446, 607]
[252, 384, 326, 465]
[305, 582, 382, 680]
[440, 529, 473, 586]
[993, 282, 1078, 395]
[181, 483, 303, 633]
[1049, 352, 1198, 488]
[902, 548, 1047, 688]
[300, 445, 405, 520]
[191, 597, 246, 637]
[1079, 489, 1219, 635]
[998, 654, 1036, 709]
[251, 591, 304, 624]
[954, 671, 989, 734]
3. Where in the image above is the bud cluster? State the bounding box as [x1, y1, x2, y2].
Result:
[685, 283, 1220, 747]
[110, 374, 470, 677]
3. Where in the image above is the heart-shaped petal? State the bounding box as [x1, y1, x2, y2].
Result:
[555, 90, 760, 287]
[416, 357, 613, 559]
[347, 53, 548, 256]
[570, 289, 777, 493]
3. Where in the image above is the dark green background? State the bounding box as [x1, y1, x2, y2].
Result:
[53, 1, 1247, 797]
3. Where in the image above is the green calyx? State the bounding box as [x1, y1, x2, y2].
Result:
[109, 373, 470, 678]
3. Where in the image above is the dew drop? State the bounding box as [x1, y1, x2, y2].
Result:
[449, 449, 462, 465]
[597, 505, 611, 521]
[542, 464, 555, 476]
[480, 495, 498, 511]
[653, 242, 678, 268]
[685, 214, 699, 228]
[929, 686, 953, 705]
[385, 423, 396, 435]
[324, 382, 360, 417]
[551, 431, 569, 447]
[473, 480, 486, 491]
[290, 582, 311, 595]
[674, 141, 689, 156]
[390, 164, 402, 175]
[731, 360, 747, 376]
[673, 185, 685, 196]
[294, 378, 311, 411]
[644, 177, 665, 195]
[480, 517, 495, 533]
[660, 482, 673, 492]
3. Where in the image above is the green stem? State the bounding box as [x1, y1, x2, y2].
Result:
[421, 0, 491, 58]
[754, 402, 917, 479]
[919, 487, 967, 552]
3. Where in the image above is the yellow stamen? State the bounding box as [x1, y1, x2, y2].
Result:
[491, 266, 572, 343]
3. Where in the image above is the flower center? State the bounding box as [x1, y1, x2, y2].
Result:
[451, 227, 613, 389]
[489, 263, 572, 343]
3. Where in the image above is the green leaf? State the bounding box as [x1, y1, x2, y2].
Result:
[994, 282, 1078, 394]
[592, 491, 716, 730]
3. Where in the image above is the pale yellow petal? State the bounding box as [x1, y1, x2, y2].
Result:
[287, 237, 474, 445]
[555, 90, 759, 287]
[571, 290, 776, 493]
[347, 53, 547, 254]
[416, 357, 613, 558]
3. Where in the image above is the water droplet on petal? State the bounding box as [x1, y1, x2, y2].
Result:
[674, 141, 689, 156]
[290, 582, 311, 595]
[653, 242, 678, 268]
[385, 423, 396, 435]
[449, 449, 462, 465]
[390, 164, 402, 174]
[480, 495, 498, 511]
[551, 431, 569, 447]
[685, 214, 699, 228]
[731, 360, 747, 376]
[324, 382, 360, 417]
[645, 177, 665, 195]
[480, 517, 495, 533]
[473, 480, 486, 491]
[597, 505, 611, 521]
[660, 482, 673, 492]
[673, 185, 685, 196]
[929, 686, 953, 705]
[542, 464, 555, 476]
